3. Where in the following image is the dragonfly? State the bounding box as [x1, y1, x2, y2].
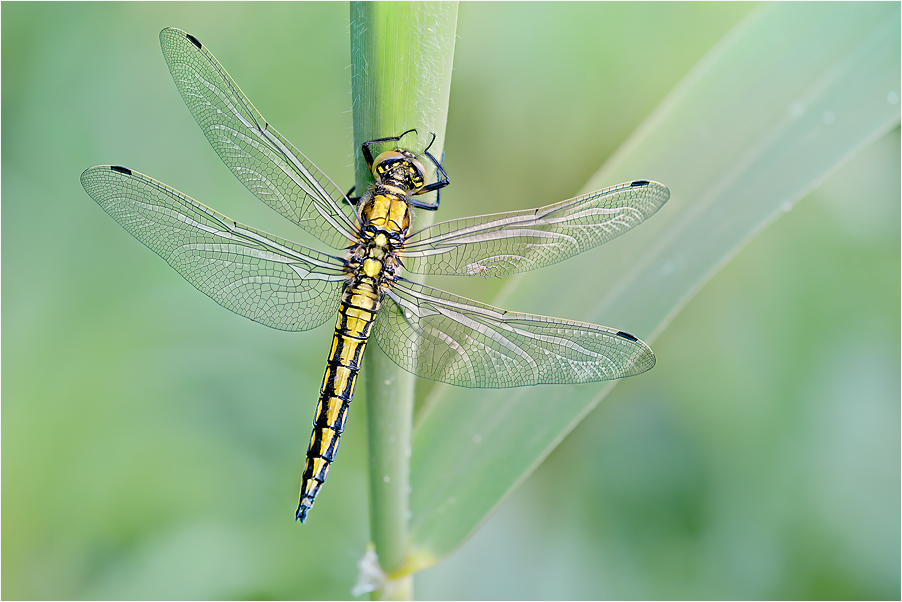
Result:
[81, 28, 670, 523]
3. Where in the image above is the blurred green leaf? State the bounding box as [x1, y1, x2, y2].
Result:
[408, 1, 901, 567]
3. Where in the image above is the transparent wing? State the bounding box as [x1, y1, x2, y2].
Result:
[401, 180, 669, 276]
[81, 165, 347, 332]
[372, 278, 655, 388]
[159, 27, 359, 250]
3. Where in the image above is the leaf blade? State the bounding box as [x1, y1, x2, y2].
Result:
[408, 1, 901, 564]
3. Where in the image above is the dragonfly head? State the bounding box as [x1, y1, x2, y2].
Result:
[371, 150, 428, 193]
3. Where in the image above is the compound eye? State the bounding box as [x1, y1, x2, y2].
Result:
[372, 150, 404, 177]
[408, 158, 427, 189]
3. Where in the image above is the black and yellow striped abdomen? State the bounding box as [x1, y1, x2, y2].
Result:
[296, 276, 381, 522]
[295, 187, 410, 522]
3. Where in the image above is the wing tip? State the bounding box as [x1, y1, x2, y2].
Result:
[81, 164, 132, 185]
[159, 27, 202, 50]
[636, 344, 657, 375]
[185, 33, 202, 50]
[642, 348, 657, 373]
[616, 330, 657, 377]
[626, 178, 671, 210]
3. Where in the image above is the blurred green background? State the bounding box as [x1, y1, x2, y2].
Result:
[3, 2, 898, 600]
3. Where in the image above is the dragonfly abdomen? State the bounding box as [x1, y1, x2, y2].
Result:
[296, 187, 411, 522]
[296, 276, 381, 522]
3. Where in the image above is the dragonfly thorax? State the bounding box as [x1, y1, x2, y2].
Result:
[347, 194, 408, 288]
[371, 149, 427, 194]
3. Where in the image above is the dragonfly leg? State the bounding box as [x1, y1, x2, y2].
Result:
[410, 146, 449, 211]
[344, 184, 360, 206]
[361, 128, 419, 168]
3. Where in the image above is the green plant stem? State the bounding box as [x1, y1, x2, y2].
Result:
[350, 2, 457, 598]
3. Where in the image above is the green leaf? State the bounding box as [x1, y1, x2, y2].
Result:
[407, 1, 901, 568]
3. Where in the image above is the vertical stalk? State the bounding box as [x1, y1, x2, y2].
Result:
[350, 2, 457, 599]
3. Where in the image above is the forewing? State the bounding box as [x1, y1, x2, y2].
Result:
[401, 180, 669, 276]
[159, 27, 359, 249]
[372, 278, 655, 388]
[81, 166, 347, 332]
